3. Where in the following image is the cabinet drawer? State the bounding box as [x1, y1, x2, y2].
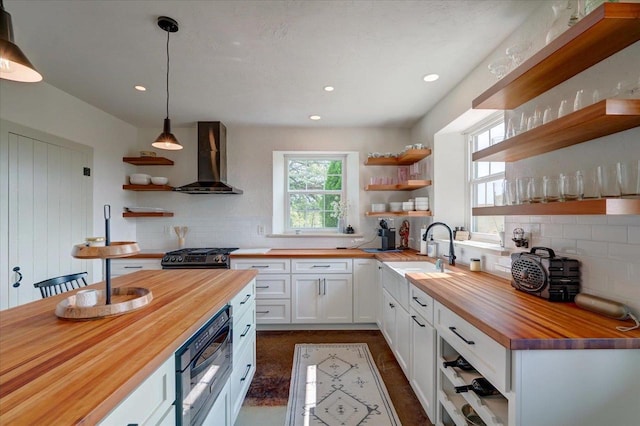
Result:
[435, 302, 509, 394]
[255, 274, 291, 299]
[410, 284, 434, 325]
[110, 259, 161, 276]
[231, 258, 290, 274]
[233, 301, 255, 355]
[291, 258, 353, 273]
[231, 279, 255, 320]
[255, 299, 291, 324]
[230, 333, 256, 421]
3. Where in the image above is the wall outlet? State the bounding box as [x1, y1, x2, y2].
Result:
[257, 225, 265, 235]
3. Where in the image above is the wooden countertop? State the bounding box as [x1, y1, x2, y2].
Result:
[0, 269, 258, 425]
[406, 268, 640, 350]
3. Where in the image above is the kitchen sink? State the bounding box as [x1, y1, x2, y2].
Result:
[384, 261, 451, 277]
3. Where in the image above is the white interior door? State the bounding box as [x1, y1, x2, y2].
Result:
[1, 121, 93, 309]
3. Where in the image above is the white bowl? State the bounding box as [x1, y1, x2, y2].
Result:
[415, 197, 429, 203]
[389, 202, 403, 212]
[151, 176, 169, 185]
[371, 203, 386, 212]
[129, 174, 151, 185]
[402, 202, 414, 211]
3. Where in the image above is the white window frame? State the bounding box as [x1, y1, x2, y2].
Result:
[466, 113, 505, 242]
[272, 151, 359, 235]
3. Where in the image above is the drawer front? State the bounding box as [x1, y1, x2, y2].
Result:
[255, 274, 291, 299]
[292, 258, 353, 273]
[230, 332, 256, 421]
[255, 299, 291, 324]
[231, 258, 291, 274]
[231, 279, 256, 321]
[410, 285, 434, 325]
[435, 302, 509, 393]
[233, 301, 255, 355]
[110, 259, 161, 276]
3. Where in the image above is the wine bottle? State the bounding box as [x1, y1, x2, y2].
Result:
[455, 378, 500, 396]
[442, 355, 475, 371]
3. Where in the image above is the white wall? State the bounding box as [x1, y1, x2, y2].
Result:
[410, 4, 640, 314]
[132, 125, 413, 250]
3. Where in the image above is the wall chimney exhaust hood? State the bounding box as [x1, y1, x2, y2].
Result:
[173, 121, 243, 194]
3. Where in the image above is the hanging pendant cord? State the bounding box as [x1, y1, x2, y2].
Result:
[165, 28, 170, 120]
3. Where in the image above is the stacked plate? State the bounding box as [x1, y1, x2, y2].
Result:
[415, 197, 429, 211]
[389, 202, 403, 212]
[402, 201, 414, 211]
[371, 203, 386, 212]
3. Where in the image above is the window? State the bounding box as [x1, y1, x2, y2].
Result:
[272, 151, 359, 235]
[286, 156, 344, 231]
[467, 114, 505, 238]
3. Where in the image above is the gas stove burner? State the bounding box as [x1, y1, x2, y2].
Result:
[162, 247, 238, 269]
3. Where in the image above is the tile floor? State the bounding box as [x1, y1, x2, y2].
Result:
[236, 330, 431, 426]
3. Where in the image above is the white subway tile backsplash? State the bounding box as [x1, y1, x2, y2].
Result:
[607, 216, 640, 226]
[541, 224, 563, 238]
[530, 236, 551, 247]
[576, 215, 608, 225]
[528, 215, 552, 224]
[608, 243, 640, 262]
[628, 226, 640, 244]
[550, 216, 577, 224]
[576, 240, 608, 257]
[550, 238, 577, 254]
[562, 224, 592, 240]
[592, 225, 627, 243]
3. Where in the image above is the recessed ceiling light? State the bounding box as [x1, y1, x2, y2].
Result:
[134, 85, 147, 91]
[323, 86, 334, 92]
[309, 115, 321, 121]
[423, 74, 440, 82]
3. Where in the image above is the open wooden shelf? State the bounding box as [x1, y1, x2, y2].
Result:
[366, 180, 432, 191]
[123, 157, 174, 166]
[473, 198, 640, 216]
[365, 148, 431, 165]
[472, 99, 640, 162]
[472, 3, 640, 110]
[123, 212, 174, 218]
[122, 184, 174, 191]
[365, 210, 432, 217]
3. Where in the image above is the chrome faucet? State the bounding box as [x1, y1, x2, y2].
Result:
[422, 222, 456, 266]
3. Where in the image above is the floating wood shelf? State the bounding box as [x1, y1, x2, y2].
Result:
[365, 210, 432, 217]
[71, 242, 140, 259]
[123, 212, 174, 218]
[364, 149, 431, 165]
[473, 198, 640, 216]
[472, 99, 640, 162]
[123, 157, 174, 166]
[472, 3, 640, 110]
[122, 184, 174, 191]
[366, 180, 432, 191]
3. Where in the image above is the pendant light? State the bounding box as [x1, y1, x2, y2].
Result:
[0, 0, 42, 82]
[152, 16, 182, 150]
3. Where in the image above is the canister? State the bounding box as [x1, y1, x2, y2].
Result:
[470, 258, 481, 272]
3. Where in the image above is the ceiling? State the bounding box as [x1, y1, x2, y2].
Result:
[5, 0, 543, 128]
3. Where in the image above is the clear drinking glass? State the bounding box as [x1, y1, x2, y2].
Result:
[558, 99, 570, 118]
[528, 177, 544, 203]
[543, 176, 562, 202]
[598, 164, 621, 197]
[505, 179, 518, 205]
[493, 180, 505, 206]
[580, 168, 601, 199]
[560, 172, 583, 201]
[617, 160, 640, 198]
[517, 177, 531, 204]
[573, 89, 584, 111]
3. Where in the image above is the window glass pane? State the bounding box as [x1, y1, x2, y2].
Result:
[289, 193, 341, 229]
[490, 161, 505, 174]
[476, 132, 490, 151]
[490, 122, 505, 145]
[475, 183, 486, 206]
[288, 159, 343, 191]
[476, 161, 490, 178]
[473, 215, 503, 234]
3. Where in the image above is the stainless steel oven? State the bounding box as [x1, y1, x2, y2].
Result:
[175, 306, 232, 426]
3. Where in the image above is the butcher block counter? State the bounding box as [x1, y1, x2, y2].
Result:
[405, 268, 640, 350]
[0, 269, 257, 425]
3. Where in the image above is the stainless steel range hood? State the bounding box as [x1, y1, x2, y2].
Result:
[174, 121, 243, 194]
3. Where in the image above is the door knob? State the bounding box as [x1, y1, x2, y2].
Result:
[12, 266, 23, 288]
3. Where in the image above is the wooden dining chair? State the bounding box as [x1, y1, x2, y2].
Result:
[33, 272, 89, 299]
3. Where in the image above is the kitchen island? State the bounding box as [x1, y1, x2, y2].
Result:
[0, 269, 257, 425]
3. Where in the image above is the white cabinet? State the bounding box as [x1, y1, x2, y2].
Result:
[291, 273, 353, 323]
[409, 285, 436, 422]
[353, 258, 379, 323]
[202, 380, 230, 426]
[231, 259, 291, 324]
[98, 355, 175, 426]
[380, 263, 411, 376]
[291, 258, 352, 274]
[111, 258, 162, 277]
[230, 279, 256, 424]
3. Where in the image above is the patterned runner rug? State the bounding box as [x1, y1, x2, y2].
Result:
[285, 343, 401, 426]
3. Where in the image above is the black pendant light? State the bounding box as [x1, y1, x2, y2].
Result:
[0, 0, 42, 82]
[152, 16, 182, 150]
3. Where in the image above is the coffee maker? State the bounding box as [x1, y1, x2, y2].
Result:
[377, 219, 396, 251]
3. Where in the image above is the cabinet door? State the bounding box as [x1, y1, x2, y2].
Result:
[381, 289, 396, 347]
[410, 309, 436, 422]
[202, 380, 230, 426]
[395, 303, 411, 377]
[353, 258, 379, 323]
[322, 274, 353, 323]
[291, 275, 323, 323]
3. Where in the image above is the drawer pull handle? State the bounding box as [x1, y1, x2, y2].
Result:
[449, 326, 475, 345]
[256, 310, 270, 314]
[124, 266, 143, 269]
[240, 364, 252, 381]
[389, 303, 395, 309]
[256, 285, 270, 289]
[312, 265, 331, 268]
[252, 265, 269, 268]
[412, 296, 427, 307]
[411, 315, 426, 327]
[239, 294, 251, 305]
[240, 324, 251, 337]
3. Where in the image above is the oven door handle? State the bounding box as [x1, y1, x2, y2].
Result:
[190, 325, 231, 377]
